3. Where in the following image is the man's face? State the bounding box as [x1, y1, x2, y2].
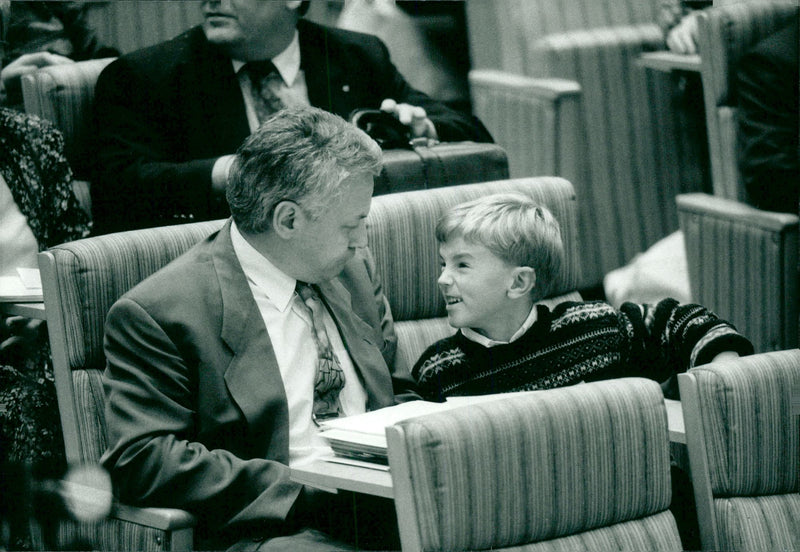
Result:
[202, 0, 294, 51]
[293, 173, 374, 283]
[438, 236, 520, 338]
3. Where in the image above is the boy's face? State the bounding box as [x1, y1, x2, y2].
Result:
[438, 236, 522, 339]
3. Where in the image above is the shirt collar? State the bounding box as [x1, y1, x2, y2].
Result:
[231, 30, 301, 86]
[230, 220, 296, 312]
[461, 304, 539, 348]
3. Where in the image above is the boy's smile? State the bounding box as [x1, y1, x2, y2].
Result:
[438, 237, 532, 341]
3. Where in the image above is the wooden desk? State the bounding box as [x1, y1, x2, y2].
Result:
[638, 51, 701, 73]
[292, 399, 686, 497]
[0, 301, 46, 320]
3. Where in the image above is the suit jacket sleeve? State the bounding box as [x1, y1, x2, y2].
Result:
[102, 296, 301, 538]
[91, 54, 223, 233]
[736, 25, 800, 213]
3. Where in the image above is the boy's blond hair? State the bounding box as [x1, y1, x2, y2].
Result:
[436, 193, 564, 300]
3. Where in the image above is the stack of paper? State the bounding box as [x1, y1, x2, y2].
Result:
[0, 268, 43, 302]
[319, 393, 535, 464]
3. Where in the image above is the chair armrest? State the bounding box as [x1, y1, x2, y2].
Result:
[468, 69, 582, 179]
[677, 193, 799, 232]
[113, 504, 196, 532]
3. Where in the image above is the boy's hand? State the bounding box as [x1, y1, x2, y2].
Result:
[710, 351, 740, 364]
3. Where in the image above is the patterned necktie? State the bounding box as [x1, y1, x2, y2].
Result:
[295, 282, 346, 423]
[243, 60, 286, 123]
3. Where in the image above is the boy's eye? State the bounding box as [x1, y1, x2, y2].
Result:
[457, 262, 469, 269]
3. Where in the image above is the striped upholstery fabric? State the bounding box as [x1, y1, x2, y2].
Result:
[693, 352, 800, 496]
[53, 517, 174, 552]
[697, 1, 799, 200]
[391, 378, 681, 551]
[690, 350, 800, 550]
[466, 0, 660, 73]
[467, 0, 707, 289]
[715, 495, 800, 551]
[47, 220, 225, 376]
[21, 58, 116, 181]
[678, 193, 799, 352]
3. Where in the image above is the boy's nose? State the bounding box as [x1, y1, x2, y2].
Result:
[437, 270, 452, 286]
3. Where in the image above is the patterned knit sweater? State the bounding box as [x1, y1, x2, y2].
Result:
[412, 299, 753, 402]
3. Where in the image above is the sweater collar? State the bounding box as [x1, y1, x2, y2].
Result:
[461, 303, 539, 348]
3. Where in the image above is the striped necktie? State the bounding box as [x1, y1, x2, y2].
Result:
[243, 60, 286, 123]
[295, 282, 345, 423]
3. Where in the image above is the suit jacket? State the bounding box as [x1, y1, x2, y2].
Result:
[101, 220, 418, 546]
[736, 18, 799, 214]
[91, 20, 492, 234]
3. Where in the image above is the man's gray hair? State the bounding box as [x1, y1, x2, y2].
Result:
[226, 105, 382, 234]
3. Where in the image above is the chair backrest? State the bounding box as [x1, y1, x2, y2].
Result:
[678, 350, 800, 550]
[40, 177, 580, 466]
[466, 0, 660, 73]
[21, 58, 116, 183]
[386, 377, 681, 551]
[697, 2, 799, 200]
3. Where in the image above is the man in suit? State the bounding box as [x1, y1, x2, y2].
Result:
[101, 106, 419, 550]
[736, 14, 799, 214]
[90, 0, 492, 234]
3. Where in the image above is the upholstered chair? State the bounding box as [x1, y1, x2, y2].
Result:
[387, 377, 682, 551]
[677, 2, 800, 352]
[678, 349, 800, 550]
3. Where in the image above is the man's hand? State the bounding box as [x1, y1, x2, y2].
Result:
[1, 52, 75, 104]
[666, 12, 700, 55]
[380, 98, 438, 141]
[1, 316, 45, 362]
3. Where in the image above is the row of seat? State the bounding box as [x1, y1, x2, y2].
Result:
[38, 177, 799, 550]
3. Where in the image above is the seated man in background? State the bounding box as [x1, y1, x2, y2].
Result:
[0, 1, 117, 109]
[91, 0, 492, 235]
[414, 193, 753, 403]
[736, 12, 799, 213]
[102, 106, 418, 550]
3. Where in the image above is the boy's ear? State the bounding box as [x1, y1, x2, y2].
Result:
[272, 200, 302, 239]
[508, 266, 536, 299]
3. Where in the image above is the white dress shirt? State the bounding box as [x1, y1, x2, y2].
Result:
[230, 222, 367, 467]
[461, 304, 539, 348]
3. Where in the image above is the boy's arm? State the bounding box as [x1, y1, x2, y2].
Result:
[621, 298, 754, 373]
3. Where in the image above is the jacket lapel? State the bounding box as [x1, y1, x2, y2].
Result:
[317, 279, 395, 410]
[213, 222, 290, 459]
[298, 20, 355, 118]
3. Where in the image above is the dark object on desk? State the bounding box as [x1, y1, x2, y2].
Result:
[376, 142, 509, 195]
[351, 108, 413, 150]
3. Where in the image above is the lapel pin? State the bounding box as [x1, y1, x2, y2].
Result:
[342, 84, 350, 92]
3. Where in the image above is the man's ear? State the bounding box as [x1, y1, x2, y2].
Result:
[508, 266, 536, 299]
[286, 0, 303, 10]
[272, 200, 302, 239]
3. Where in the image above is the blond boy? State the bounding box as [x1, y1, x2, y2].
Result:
[413, 193, 752, 402]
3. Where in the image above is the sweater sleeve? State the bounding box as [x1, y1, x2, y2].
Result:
[411, 335, 463, 403]
[621, 299, 754, 374]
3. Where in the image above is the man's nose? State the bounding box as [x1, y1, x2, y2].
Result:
[350, 222, 368, 248]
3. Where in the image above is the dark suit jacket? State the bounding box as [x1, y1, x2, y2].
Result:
[736, 18, 799, 213]
[91, 20, 492, 234]
[101, 221, 418, 546]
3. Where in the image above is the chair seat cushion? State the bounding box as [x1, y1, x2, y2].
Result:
[715, 494, 800, 551]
